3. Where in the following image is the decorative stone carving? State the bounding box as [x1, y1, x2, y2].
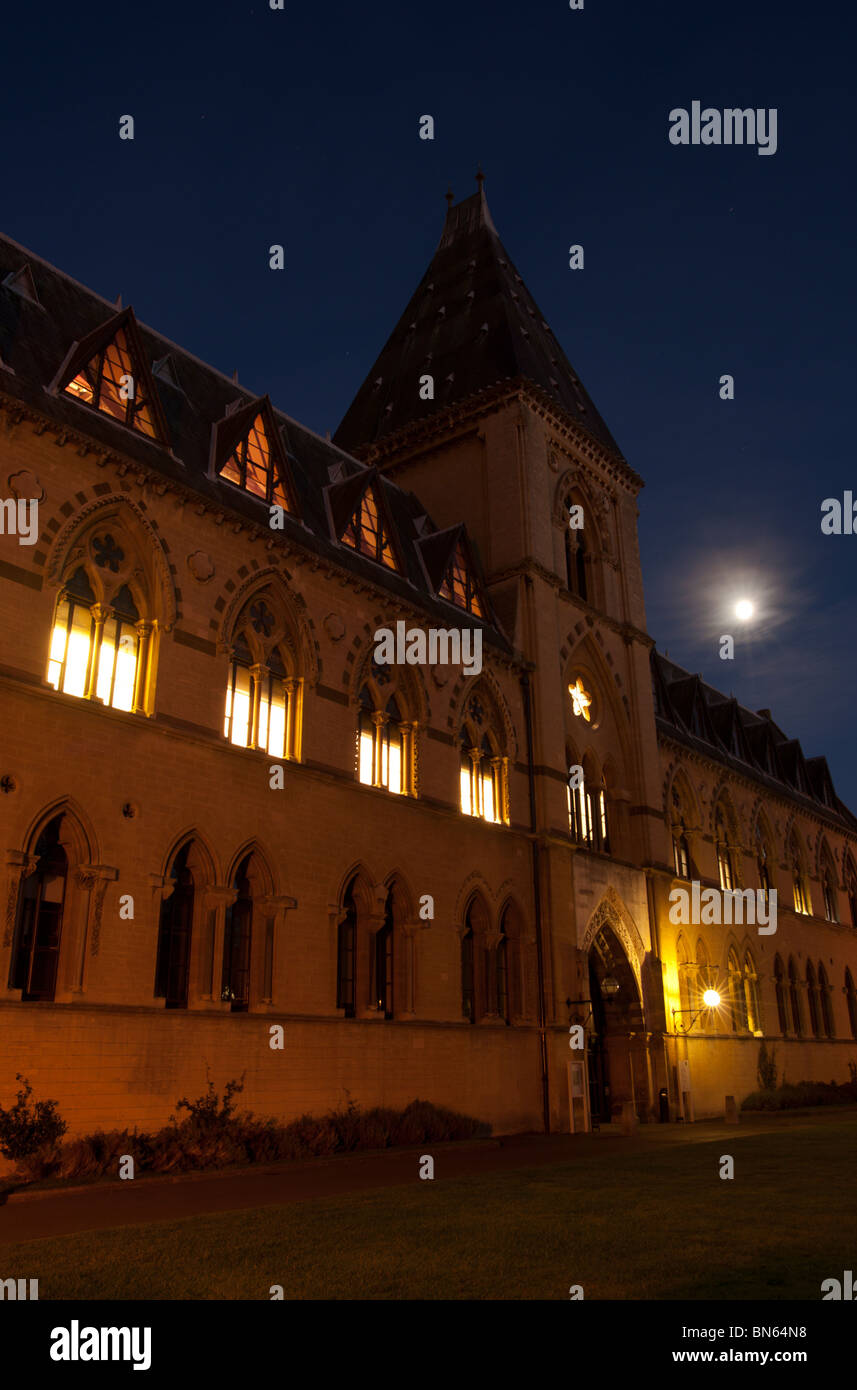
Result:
[431, 663, 450, 688]
[187, 550, 215, 583]
[8, 469, 45, 502]
[323, 613, 345, 641]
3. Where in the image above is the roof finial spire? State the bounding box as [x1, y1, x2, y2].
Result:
[445, 185, 454, 208]
[475, 165, 485, 193]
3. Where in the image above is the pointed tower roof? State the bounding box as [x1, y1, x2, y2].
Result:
[335, 179, 623, 458]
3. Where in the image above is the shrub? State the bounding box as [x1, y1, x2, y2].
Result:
[0, 1075, 67, 1161]
[8, 1088, 490, 1186]
[741, 1079, 857, 1111]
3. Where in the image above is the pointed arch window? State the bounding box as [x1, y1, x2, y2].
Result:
[357, 687, 409, 794]
[822, 865, 838, 923]
[756, 823, 772, 899]
[847, 864, 857, 928]
[459, 694, 508, 825]
[336, 881, 357, 1018]
[47, 532, 153, 716]
[788, 956, 802, 1036]
[219, 411, 291, 508]
[223, 592, 302, 761]
[373, 888, 394, 1018]
[154, 843, 195, 1009]
[341, 486, 397, 570]
[438, 539, 484, 617]
[461, 911, 476, 1023]
[221, 854, 253, 1012]
[62, 324, 159, 439]
[671, 787, 691, 877]
[774, 955, 788, 1035]
[10, 815, 68, 1002]
[791, 840, 810, 915]
[846, 968, 857, 1039]
[564, 497, 587, 601]
[715, 809, 735, 891]
[744, 953, 761, 1033]
[728, 948, 747, 1032]
[570, 766, 608, 852]
[806, 961, 820, 1037]
[818, 964, 834, 1038]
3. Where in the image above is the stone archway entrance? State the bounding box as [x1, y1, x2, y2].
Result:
[587, 923, 648, 1123]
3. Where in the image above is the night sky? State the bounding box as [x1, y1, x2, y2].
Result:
[4, 0, 855, 805]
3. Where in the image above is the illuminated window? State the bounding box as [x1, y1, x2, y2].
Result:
[341, 485, 397, 570]
[822, 867, 838, 923]
[728, 949, 747, 1032]
[458, 694, 508, 825]
[221, 854, 252, 1012]
[715, 809, 735, 891]
[63, 325, 158, 438]
[569, 768, 609, 853]
[10, 815, 67, 1002]
[47, 568, 142, 714]
[438, 538, 484, 617]
[357, 687, 407, 794]
[673, 833, 690, 878]
[218, 412, 291, 508]
[743, 953, 761, 1033]
[791, 841, 810, 915]
[224, 636, 295, 760]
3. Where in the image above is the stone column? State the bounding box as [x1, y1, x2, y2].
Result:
[190, 885, 237, 1010]
[67, 863, 119, 998]
[255, 893, 297, 1009]
[0, 850, 39, 999]
[133, 620, 154, 714]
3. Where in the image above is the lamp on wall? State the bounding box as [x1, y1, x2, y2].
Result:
[672, 990, 721, 1034]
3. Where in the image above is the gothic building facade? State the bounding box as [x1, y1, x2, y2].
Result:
[1, 183, 856, 1143]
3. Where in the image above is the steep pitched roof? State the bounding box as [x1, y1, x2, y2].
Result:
[334, 182, 623, 457]
[0, 231, 507, 653]
[652, 650, 857, 828]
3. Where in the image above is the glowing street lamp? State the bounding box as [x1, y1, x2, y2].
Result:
[735, 599, 754, 621]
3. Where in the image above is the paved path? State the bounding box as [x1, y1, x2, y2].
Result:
[0, 1133, 601, 1245]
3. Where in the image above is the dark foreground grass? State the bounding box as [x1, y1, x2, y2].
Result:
[3, 1111, 856, 1300]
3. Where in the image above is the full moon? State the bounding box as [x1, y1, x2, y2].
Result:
[735, 599, 754, 621]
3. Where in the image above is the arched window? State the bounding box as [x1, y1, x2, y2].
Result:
[336, 879, 357, 1018]
[154, 843, 195, 1009]
[846, 968, 857, 1039]
[373, 887, 394, 1018]
[224, 593, 302, 761]
[696, 939, 715, 1033]
[790, 836, 810, 915]
[458, 691, 508, 825]
[805, 961, 820, 1037]
[822, 864, 838, 923]
[671, 786, 691, 878]
[756, 821, 773, 899]
[774, 955, 788, 1035]
[788, 956, 802, 1036]
[10, 815, 68, 1002]
[744, 953, 761, 1033]
[221, 854, 252, 1012]
[715, 808, 735, 892]
[461, 918, 475, 1023]
[846, 860, 857, 928]
[357, 686, 408, 794]
[570, 759, 609, 852]
[495, 905, 523, 1025]
[564, 498, 588, 602]
[728, 948, 747, 1032]
[47, 512, 158, 716]
[818, 963, 834, 1038]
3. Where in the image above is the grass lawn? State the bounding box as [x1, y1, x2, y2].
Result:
[3, 1110, 856, 1299]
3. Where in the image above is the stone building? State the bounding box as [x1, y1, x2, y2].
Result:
[1, 181, 855, 1140]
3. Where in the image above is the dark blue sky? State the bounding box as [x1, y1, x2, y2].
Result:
[3, 0, 855, 804]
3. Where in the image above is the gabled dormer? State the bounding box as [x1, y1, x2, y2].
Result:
[417, 524, 485, 618]
[52, 308, 169, 444]
[326, 467, 400, 572]
[211, 395, 298, 513]
[2, 262, 41, 306]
